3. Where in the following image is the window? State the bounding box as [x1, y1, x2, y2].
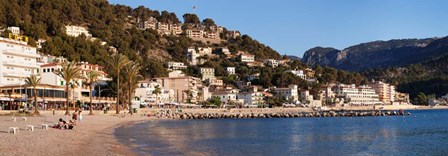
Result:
[43, 69, 46, 73]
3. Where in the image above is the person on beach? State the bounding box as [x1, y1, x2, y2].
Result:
[72, 110, 78, 125]
[68, 120, 75, 129]
[56, 118, 67, 129]
[78, 109, 83, 122]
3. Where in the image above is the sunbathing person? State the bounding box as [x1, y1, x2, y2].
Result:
[67, 120, 75, 130]
[56, 118, 67, 129]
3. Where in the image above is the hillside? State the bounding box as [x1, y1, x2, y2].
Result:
[302, 38, 441, 71]
[0, 0, 280, 78]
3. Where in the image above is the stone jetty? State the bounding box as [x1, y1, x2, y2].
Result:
[155, 109, 411, 120]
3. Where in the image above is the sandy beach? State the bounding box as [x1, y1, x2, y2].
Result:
[0, 110, 152, 156]
[1, 106, 447, 156]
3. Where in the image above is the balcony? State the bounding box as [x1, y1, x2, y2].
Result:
[2, 71, 30, 78]
[2, 60, 39, 68]
[3, 49, 40, 58]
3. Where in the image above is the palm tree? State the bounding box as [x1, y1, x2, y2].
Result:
[69, 81, 79, 110]
[54, 61, 83, 115]
[123, 62, 142, 115]
[24, 75, 41, 115]
[106, 54, 130, 114]
[153, 85, 162, 106]
[85, 71, 101, 115]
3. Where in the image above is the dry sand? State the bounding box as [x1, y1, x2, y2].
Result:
[0, 110, 153, 156]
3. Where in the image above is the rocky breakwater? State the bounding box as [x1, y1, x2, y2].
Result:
[156, 109, 411, 120]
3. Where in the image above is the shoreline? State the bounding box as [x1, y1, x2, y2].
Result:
[1, 106, 447, 155]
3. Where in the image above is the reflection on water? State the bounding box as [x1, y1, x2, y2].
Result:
[115, 110, 448, 156]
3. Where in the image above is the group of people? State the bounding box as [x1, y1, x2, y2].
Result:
[54, 109, 83, 130]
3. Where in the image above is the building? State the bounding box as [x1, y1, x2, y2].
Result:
[370, 80, 396, 104]
[304, 68, 315, 78]
[333, 84, 380, 105]
[167, 62, 187, 70]
[288, 70, 307, 80]
[168, 70, 186, 78]
[138, 17, 157, 30]
[206, 77, 223, 86]
[240, 53, 255, 62]
[394, 92, 410, 105]
[157, 22, 170, 35]
[134, 80, 172, 105]
[186, 29, 204, 38]
[226, 67, 236, 75]
[0, 37, 40, 86]
[227, 30, 241, 38]
[170, 23, 183, 35]
[186, 47, 212, 65]
[152, 76, 203, 103]
[206, 31, 220, 39]
[247, 73, 260, 81]
[65, 25, 92, 38]
[200, 68, 215, 80]
[273, 85, 299, 102]
[7, 27, 20, 35]
[212, 89, 240, 104]
[263, 59, 279, 68]
[238, 87, 264, 106]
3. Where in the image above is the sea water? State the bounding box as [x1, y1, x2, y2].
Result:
[115, 110, 448, 156]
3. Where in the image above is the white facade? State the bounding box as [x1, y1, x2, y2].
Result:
[65, 25, 92, 38]
[186, 29, 204, 38]
[238, 91, 264, 105]
[264, 59, 279, 68]
[227, 67, 235, 75]
[288, 70, 307, 80]
[0, 37, 40, 86]
[274, 85, 299, 102]
[7, 27, 20, 35]
[240, 54, 255, 62]
[186, 47, 212, 65]
[167, 62, 187, 70]
[333, 84, 380, 105]
[200, 68, 215, 80]
[212, 89, 239, 104]
[135, 81, 173, 105]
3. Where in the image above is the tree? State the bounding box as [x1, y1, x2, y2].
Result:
[210, 96, 222, 107]
[153, 85, 162, 106]
[85, 71, 101, 115]
[106, 54, 131, 114]
[182, 13, 200, 24]
[202, 18, 216, 27]
[414, 92, 428, 105]
[123, 62, 142, 115]
[54, 61, 83, 115]
[24, 75, 41, 115]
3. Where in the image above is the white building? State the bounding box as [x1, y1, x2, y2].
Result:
[238, 90, 264, 106]
[333, 84, 380, 105]
[0, 37, 40, 86]
[65, 25, 92, 38]
[212, 89, 240, 104]
[186, 47, 213, 65]
[7, 27, 20, 35]
[186, 29, 204, 38]
[273, 85, 299, 102]
[200, 68, 215, 80]
[138, 17, 157, 30]
[263, 59, 279, 68]
[288, 69, 307, 80]
[134, 80, 173, 105]
[228, 30, 241, 38]
[240, 54, 255, 62]
[167, 62, 187, 70]
[226, 67, 235, 75]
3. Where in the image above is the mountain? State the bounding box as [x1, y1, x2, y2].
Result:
[285, 55, 301, 61]
[302, 38, 443, 71]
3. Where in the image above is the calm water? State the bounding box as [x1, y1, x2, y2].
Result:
[115, 110, 448, 156]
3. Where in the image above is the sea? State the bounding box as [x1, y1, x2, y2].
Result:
[115, 110, 448, 156]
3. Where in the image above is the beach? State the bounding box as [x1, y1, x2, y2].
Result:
[1, 105, 447, 156]
[0, 110, 150, 156]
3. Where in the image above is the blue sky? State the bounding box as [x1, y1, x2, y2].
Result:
[109, 0, 448, 57]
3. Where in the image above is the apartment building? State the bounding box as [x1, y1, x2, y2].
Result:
[227, 30, 241, 38]
[273, 85, 299, 102]
[226, 67, 236, 75]
[370, 80, 396, 104]
[65, 25, 92, 38]
[186, 47, 212, 65]
[167, 62, 187, 70]
[138, 17, 157, 30]
[288, 69, 307, 80]
[134, 80, 172, 105]
[7, 26, 20, 35]
[238, 87, 265, 106]
[186, 29, 204, 38]
[263, 59, 279, 68]
[152, 76, 203, 103]
[240, 53, 255, 62]
[212, 89, 240, 104]
[333, 84, 380, 105]
[200, 68, 215, 80]
[0, 37, 40, 86]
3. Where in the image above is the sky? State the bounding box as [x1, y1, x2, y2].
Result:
[109, 0, 448, 57]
